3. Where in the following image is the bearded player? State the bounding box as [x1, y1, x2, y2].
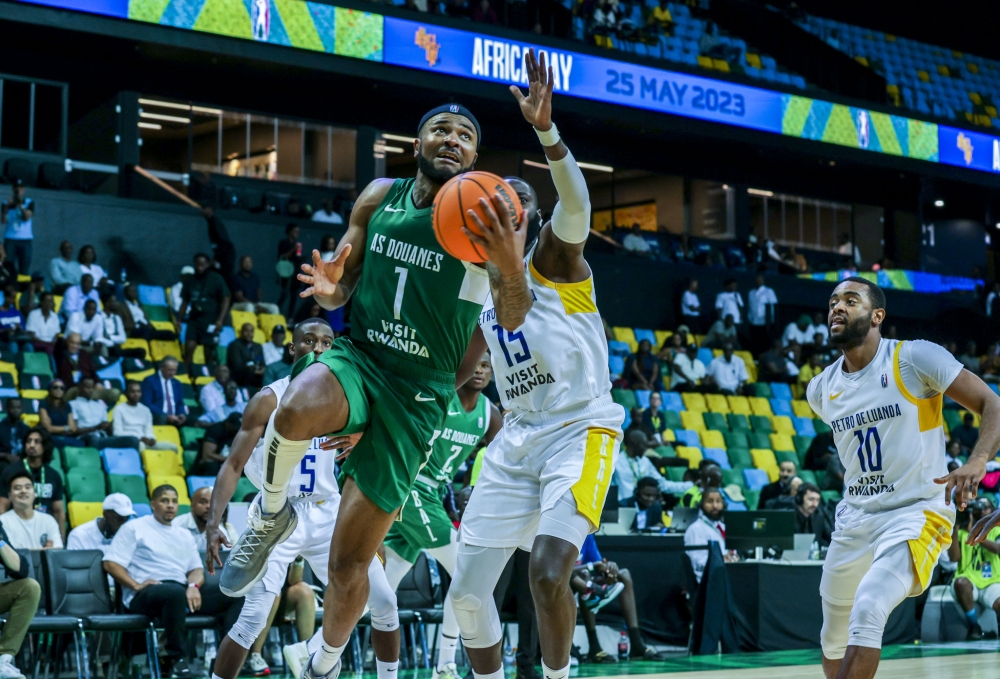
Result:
[382, 352, 501, 679]
[448, 50, 625, 679]
[806, 276, 1000, 679]
[219, 99, 532, 679]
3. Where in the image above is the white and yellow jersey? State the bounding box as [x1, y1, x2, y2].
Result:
[478, 251, 610, 414]
[807, 338, 964, 512]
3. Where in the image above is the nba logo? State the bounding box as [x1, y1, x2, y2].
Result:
[881, 373, 888, 388]
[252, 0, 270, 42]
[857, 110, 870, 149]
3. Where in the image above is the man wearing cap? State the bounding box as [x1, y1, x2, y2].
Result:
[782, 314, 814, 347]
[67, 493, 135, 553]
[1, 181, 33, 276]
[262, 325, 287, 367]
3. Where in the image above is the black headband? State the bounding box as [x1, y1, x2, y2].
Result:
[418, 104, 482, 147]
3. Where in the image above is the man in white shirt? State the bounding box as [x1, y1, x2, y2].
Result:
[747, 274, 778, 355]
[261, 326, 287, 367]
[112, 381, 179, 453]
[25, 292, 61, 352]
[669, 344, 706, 391]
[59, 273, 100, 322]
[681, 279, 701, 331]
[807, 311, 829, 345]
[199, 365, 245, 415]
[622, 224, 652, 255]
[683, 488, 729, 583]
[714, 279, 744, 325]
[173, 487, 234, 552]
[197, 381, 247, 426]
[614, 431, 692, 502]
[170, 266, 194, 314]
[705, 343, 749, 395]
[311, 198, 343, 224]
[782, 314, 813, 347]
[0, 470, 63, 550]
[71, 377, 140, 451]
[66, 299, 106, 354]
[66, 493, 135, 553]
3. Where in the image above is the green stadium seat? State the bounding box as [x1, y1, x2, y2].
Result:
[655, 446, 676, 458]
[109, 474, 150, 505]
[943, 410, 963, 432]
[181, 426, 206, 449]
[664, 467, 688, 483]
[774, 450, 798, 466]
[748, 432, 772, 449]
[752, 383, 772, 398]
[702, 412, 729, 432]
[66, 468, 106, 502]
[727, 447, 753, 469]
[611, 389, 638, 411]
[21, 352, 53, 377]
[798, 470, 818, 486]
[177, 504, 191, 515]
[793, 435, 813, 456]
[143, 305, 172, 322]
[727, 414, 750, 431]
[814, 470, 828, 487]
[749, 415, 773, 433]
[51, 448, 63, 470]
[234, 476, 259, 503]
[663, 410, 683, 430]
[183, 449, 198, 473]
[821, 491, 842, 505]
[62, 447, 101, 470]
[744, 489, 761, 510]
[724, 431, 750, 449]
[722, 467, 746, 489]
[813, 419, 831, 434]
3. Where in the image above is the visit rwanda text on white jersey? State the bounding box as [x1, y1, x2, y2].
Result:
[245, 377, 340, 502]
[478, 251, 610, 413]
[806, 338, 963, 512]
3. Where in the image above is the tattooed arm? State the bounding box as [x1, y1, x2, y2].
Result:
[487, 260, 533, 332]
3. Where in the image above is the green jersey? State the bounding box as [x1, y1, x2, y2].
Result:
[421, 392, 490, 484]
[351, 177, 490, 375]
[957, 528, 1000, 589]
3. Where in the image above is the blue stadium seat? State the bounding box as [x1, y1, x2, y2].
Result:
[703, 448, 730, 469]
[137, 285, 167, 307]
[662, 391, 685, 412]
[187, 476, 215, 496]
[608, 340, 631, 358]
[675, 429, 701, 448]
[634, 390, 651, 409]
[770, 383, 792, 400]
[218, 326, 237, 348]
[743, 468, 770, 491]
[633, 329, 656, 346]
[622, 409, 632, 430]
[769, 399, 792, 417]
[97, 359, 125, 385]
[609, 355, 626, 377]
[793, 417, 816, 436]
[102, 448, 144, 477]
[697, 348, 715, 366]
[133, 503, 152, 517]
[634, 43, 648, 57]
[726, 500, 747, 512]
[744, 66, 761, 78]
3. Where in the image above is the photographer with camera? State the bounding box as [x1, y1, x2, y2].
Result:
[177, 253, 230, 378]
[0, 181, 32, 276]
[948, 496, 1000, 640]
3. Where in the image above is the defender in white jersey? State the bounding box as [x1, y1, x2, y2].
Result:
[203, 319, 401, 679]
[806, 277, 1000, 679]
[449, 50, 625, 679]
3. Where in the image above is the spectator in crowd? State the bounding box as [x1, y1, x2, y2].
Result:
[614, 430, 692, 502]
[200, 364, 245, 415]
[759, 459, 797, 508]
[681, 280, 701, 331]
[77, 245, 107, 288]
[836, 233, 861, 267]
[808, 311, 829, 345]
[782, 314, 812, 347]
[318, 235, 338, 262]
[101, 295, 128, 356]
[680, 462, 723, 508]
[48, 240, 81, 293]
[263, 343, 293, 383]
[626, 339, 661, 391]
[170, 265, 194, 314]
[946, 439, 963, 466]
[276, 224, 303, 318]
[703, 314, 740, 349]
[792, 483, 831, 546]
[764, 475, 803, 510]
[746, 274, 777, 355]
[951, 413, 980, 454]
[17, 274, 43, 315]
[230, 256, 280, 315]
[471, 0, 498, 23]
[112, 381, 179, 453]
[715, 278, 744, 324]
[311, 199, 343, 225]
[949, 496, 1000, 640]
[174, 486, 234, 551]
[0, 284, 24, 355]
[104, 484, 233, 679]
[60, 273, 100, 321]
[25, 292, 61, 354]
[646, 0, 672, 34]
[56, 333, 111, 401]
[0, 517, 40, 679]
[0, 399, 28, 461]
[669, 342, 706, 391]
[759, 338, 797, 384]
[66, 493, 135, 553]
[190, 413, 242, 476]
[0, 429, 65, 538]
[197, 382, 247, 426]
[179, 253, 230, 376]
[640, 391, 668, 442]
[590, 0, 617, 42]
[0, 468, 63, 549]
[38, 380, 84, 447]
[262, 325, 287, 366]
[783, 244, 808, 273]
[120, 284, 151, 339]
[804, 430, 837, 471]
[202, 205, 237, 284]
[70, 377, 140, 450]
[0, 248, 18, 294]
[684, 488, 735, 583]
[797, 352, 825, 393]
[958, 341, 981, 376]
[623, 477, 665, 531]
[1, 181, 33, 275]
[227, 322, 265, 388]
[66, 299, 106, 355]
[704, 343, 748, 395]
[622, 224, 651, 255]
[141, 357, 189, 426]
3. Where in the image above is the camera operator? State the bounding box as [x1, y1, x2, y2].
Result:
[1, 181, 33, 276]
[948, 496, 1000, 640]
[177, 253, 230, 378]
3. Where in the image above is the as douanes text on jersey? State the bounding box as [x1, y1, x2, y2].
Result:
[370, 233, 444, 272]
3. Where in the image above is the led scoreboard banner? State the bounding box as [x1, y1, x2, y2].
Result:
[15, 0, 1000, 176]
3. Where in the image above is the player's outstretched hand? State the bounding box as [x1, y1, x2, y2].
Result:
[204, 523, 232, 575]
[299, 246, 351, 299]
[968, 508, 1000, 545]
[510, 49, 554, 133]
[319, 431, 364, 461]
[934, 456, 987, 510]
[464, 194, 528, 276]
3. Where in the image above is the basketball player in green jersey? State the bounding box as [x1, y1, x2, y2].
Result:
[220, 103, 534, 679]
[383, 352, 501, 679]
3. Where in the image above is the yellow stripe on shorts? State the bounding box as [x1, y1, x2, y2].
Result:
[571, 427, 619, 529]
[908, 509, 953, 591]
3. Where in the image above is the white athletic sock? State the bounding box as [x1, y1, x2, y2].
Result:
[436, 633, 459, 670]
[376, 659, 398, 679]
[541, 660, 570, 679]
[472, 669, 504, 679]
[259, 411, 310, 513]
[310, 641, 348, 675]
[212, 674, 224, 679]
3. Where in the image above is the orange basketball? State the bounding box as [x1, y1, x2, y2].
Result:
[432, 171, 523, 263]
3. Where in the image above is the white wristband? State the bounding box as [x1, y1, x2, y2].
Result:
[534, 123, 560, 147]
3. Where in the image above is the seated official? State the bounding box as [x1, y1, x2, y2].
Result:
[759, 460, 798, 508]
[950, 497, 1000, 641]
[104, 485, 243, 679]
[622, 476, 665, 531]
[764, 476, 802, 510]
[67, 493, 135, 553]
[684, 488, 737, 583]
[0, 519, 41, 679]
[791, 483, 831, 546]
[0, 469, 63, 549]
[680, 461, 724, 508]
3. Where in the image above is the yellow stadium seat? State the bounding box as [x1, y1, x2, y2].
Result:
[697, 55, 713, 69]
[769, 433, 795, 452]
[682, 393, 707, 412]
[727, 396, 751, 415]
[612, 327, 638, 353]
[147, 475, 191, 503]
[193, 345, 205, 365]
[143, 449, 184, 476]
[150, 340, 182, 362]
[122, 338, 151, 357]
[751, 448, 777, 470]
[19, 389, 47, 400]
[712, 349, 723, 358]
[681, 410, 706, 431]
[126, 369, 156, 383]
[792, 400, 814, 418]
[676, 446, 703, 469]
[230, 310, 257, 331]
[654, 330, 672, 349]
[772, 416, 796, 435]
[705, 394, 730, 413]
[253, 328, 266, 344]
[175, 374, 192, 385]
[195, 376, 215, 386]
[258, 314, 288, 338]
[68, 501, 104, 528]
[959, 410, 982, 428]
[153, 425, 182, 452]
[712, 59, 730, 72]
[22, 414, 38, 426]
[762, 464, 780, 482]
[692, 334, 705, 347]
[735, 351, 756, 382]
[700, 430, 726, 449]
[0, 362, 18, 388]
[749, 397, 773, 416]
[661, 429, 676, 443]
[53, 295, 63, 310]
[151, 321, 175, 332]
[746, 53, 762, 68]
